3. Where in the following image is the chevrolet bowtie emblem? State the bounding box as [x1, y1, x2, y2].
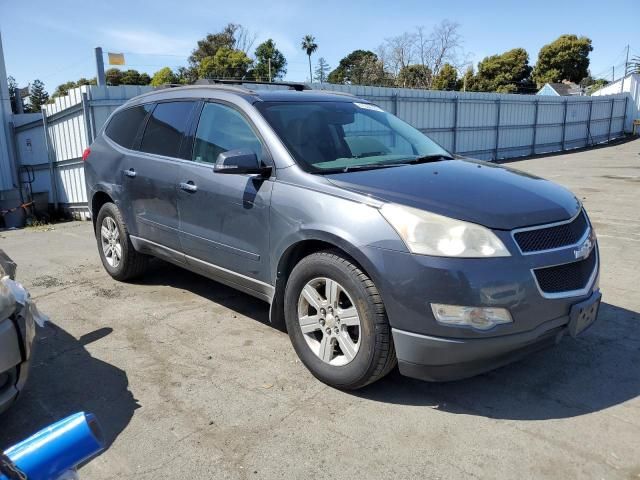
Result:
[574, 233, 594, 260]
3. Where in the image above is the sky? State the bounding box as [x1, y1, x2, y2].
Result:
[1, 0, 638, 91]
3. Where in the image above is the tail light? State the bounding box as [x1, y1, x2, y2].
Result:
[82, 148, 91, 161]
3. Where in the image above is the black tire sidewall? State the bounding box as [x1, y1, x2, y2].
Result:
[285, 254, 381, 388]
[95, 203, 129, 278]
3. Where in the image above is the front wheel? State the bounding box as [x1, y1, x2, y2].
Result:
[284, 251, 396, 390]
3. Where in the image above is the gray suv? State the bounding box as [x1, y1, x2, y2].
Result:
[84, 82, 601, 389]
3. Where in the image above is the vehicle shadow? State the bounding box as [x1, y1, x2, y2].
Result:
[135, 263, 640, 421]
[355, 301, 640, 420]
[0, 324, 139, 451]
[135, 260, 272, 327]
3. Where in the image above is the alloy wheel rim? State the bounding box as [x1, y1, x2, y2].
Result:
[297, 277, 361, 366]
[100, 216, 122, 268]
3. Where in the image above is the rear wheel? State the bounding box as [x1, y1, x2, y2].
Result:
[285, 251, 396, 389]
[95, 202, 148, 281]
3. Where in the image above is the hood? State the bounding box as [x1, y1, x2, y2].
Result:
[325, 159, 580, 230]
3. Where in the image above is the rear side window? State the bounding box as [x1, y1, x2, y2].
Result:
[140, 101, 196, 158]
[193, 102, 264, 164]
[105, 105, 150, 148]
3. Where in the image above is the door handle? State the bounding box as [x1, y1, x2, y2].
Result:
[179, 181, 198, 193]
[123, 168, 136, 178]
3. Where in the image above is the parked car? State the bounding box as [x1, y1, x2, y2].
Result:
[84, 82, 600, 389]
[0, 250, 36, 413]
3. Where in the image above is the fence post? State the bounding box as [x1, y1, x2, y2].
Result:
[81, 92, 93, 144]
[41, 107, 59, 211]
[494, 98, 501, 160]
[607, 98, 615, 142]
[532, 98, 539, 156]
[392, 93, 398, 116]
[586, 99, 594, 146]
[452, 96, 459, 154]
[561, 99, 569, 151]
[622, 96, 629, 134]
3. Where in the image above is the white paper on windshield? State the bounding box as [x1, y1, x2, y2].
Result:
[354, 102, 384, 112]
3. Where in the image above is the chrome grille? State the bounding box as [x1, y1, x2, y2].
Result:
[514, 211, 589, 253]
[534, 249, 597, 294]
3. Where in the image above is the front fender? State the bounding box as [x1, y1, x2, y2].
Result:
[269, 181, 407, 286]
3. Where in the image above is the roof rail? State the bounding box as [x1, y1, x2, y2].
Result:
[196, 78, 311, 91]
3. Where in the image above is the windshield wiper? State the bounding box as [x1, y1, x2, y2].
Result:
[403, 154, 454, 164]
[315, 163, 407, 174]
[341, 163, 407, 173]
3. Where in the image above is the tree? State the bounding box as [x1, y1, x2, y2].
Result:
[198, 47, 253, 79]
[301, 35, 318, 82]
[397, 64, 431, 88]
[314, 57, 330, 83]
[120, 69, 150, 85]
[253, 39, 287, 81]
[28, 79, 49, 112]
[105, 68, 123, 86]
[460, 66, 476, 91]
[176, 66, 198, 85]
[328, 50, 379, 84]
[75, 77, 97, 87]
[377, 20, 465, 88]
[532, 34, 592, 86]
[52, 81, 77, 98]
[151, 67, 178, 86]
[474, 48, 532, 93]
[431, 63, 458, 90]
[584, 78, 609, 95]
[359, 55, 393, 86]
[7, 76, 20, 113]
[51, 77, 96, 99]
[189, 24, 255, 69]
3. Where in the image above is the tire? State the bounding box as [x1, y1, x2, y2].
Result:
[95, 202, 148, 281]
[284, 250, 396, 390]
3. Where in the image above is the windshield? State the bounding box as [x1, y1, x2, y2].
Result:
[255, 100, 451, 173]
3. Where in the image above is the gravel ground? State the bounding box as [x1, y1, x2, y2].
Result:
[1, 138, 639, 479]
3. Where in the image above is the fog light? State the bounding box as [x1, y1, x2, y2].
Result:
[431, 304, 512, 330]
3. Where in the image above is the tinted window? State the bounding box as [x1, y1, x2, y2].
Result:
[140, 101, 196, 158]
[193, 103, 263, 164]
[255, 101, 450, 173]
[105, 105, 151, 148]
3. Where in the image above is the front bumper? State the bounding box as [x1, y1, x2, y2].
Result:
[361, 230, 600, 381]
[393, 308, 573, 381]
[0, 315, 34, 414]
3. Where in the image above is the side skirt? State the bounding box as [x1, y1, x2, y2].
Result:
[130, 235, 275, 304]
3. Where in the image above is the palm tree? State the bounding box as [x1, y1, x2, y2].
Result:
[301, 35, 318, 83]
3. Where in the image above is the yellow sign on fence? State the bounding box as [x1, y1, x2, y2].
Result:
[107, 52, 125, 65]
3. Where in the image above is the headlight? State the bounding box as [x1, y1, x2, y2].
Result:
[380, 203, 510, 257]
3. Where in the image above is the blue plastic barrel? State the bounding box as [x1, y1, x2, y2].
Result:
[2, 412, 104, 480]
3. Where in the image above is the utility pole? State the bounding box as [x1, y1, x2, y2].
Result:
[95, 47, 106, 86]
[624, 44, 630, 76]
[268, 58, 272, 83]
[612, 66, 615, 82]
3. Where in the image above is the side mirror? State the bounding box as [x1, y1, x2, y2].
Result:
[214, 149, 271, 176]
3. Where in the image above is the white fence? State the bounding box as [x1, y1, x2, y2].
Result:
[11, 83, 636, 216]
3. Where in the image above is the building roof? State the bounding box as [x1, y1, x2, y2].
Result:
[542, 82, 582, 96]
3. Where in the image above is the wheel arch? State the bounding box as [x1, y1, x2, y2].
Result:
[91, 190, 114, 229]
[269, 231, 381, 331]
